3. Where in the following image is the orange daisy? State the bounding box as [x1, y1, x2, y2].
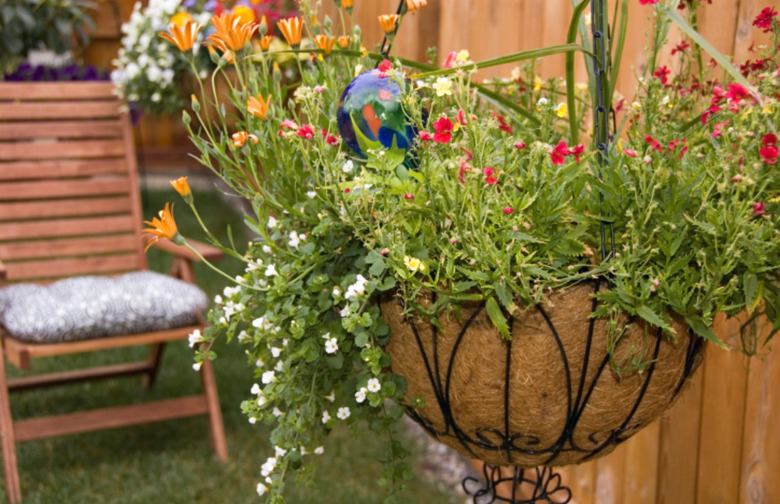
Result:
[406, 0, 427, 11]
[206, 12, 260, 54]
[232, 131, 259, 147]
[159, 20, 201, 52]
[143, 203, 181, 251]
[259, 35, 272, 51]
[378, 14, 399, 34]
[277, 17, 303, 46]
[170, 176, 191, 198]
[314, 34, 336, 55]
[247, 94, 271, 119]
[337, 35, 350, 49]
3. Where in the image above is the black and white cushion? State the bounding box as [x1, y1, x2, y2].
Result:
[0, 271, 208, 343]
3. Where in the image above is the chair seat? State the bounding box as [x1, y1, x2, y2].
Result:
[0, 271, 207, 343]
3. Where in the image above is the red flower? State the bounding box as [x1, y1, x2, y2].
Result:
[645, 135, 664, 153]
[762, 133, 777, 146]
[491, 112, 512, 133]
[760, 145, 779, 164]
[403, 193, 414, 200]
[671, 40, 690, 55]
[503, 207, 514, 215]
[377, 59, 392, 78]
[443, 51, 457, 69]
[457, 109, 467, 126]
[460, 147, 473, 162]
[639, 0, 660, 4]
[754, 7, 777, 32]
[752, 202, 766, 215]
[278, 118, 298, 136]
[297, 124, 315, 140]
[458, 163, 471, 184]
[653, 65, 671, 85]
[433, 117, 453, 143]
[725, 84, 749, 107]
[625, 149, 637, 157]
[326, 134, 339, 145]
[483, 167, 498, 185]
[712, 120, 729, 138]
[701, 104, 720, 124]
[419, 131, 433, 142]
[514, 141, 527, 149]
[550, 141, 570, 165]
[344, 188, 351, 194]
[569, 144, 584, 163]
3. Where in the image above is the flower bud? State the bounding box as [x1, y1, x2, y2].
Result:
[190, 94, 200, 113]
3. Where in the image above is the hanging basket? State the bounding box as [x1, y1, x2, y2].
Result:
[382, 280, 704, 468]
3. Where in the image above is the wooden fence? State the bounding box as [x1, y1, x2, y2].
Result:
[86, 1, 780, 503]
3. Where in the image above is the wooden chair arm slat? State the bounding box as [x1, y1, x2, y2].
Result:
[149, 238, 226, 262]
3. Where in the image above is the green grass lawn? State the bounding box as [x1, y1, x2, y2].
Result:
[1, 184, 460, 504]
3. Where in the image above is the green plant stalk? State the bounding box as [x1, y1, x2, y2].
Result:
[566, 0, 591, 146]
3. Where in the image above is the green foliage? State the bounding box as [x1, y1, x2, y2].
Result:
[0, 0, 95, 73]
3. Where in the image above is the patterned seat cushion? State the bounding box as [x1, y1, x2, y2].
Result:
[0, 271, 208, 343]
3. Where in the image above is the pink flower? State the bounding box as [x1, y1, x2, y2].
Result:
[653, 65, 671, 85]
[491, 112, 512, 133]
[753, 7, 777, 32]
[671, 40, 690, 55]
[456, 109, 467, 126]
[483, 167, 498, 185]
[569, 144, 584, 163]
[403, 193, 414, 200]
[503, 207, 514, 215]
[514, 141, 526, 149]
[377, 59, 392, 78]
[419, 131, 433, 142]
[443, 51, 457, 69]
[460, 147, 473, 162]
[752, 202, 766, 215]
[326, 134, 339, 145]
[550, 141, 570, 165]
[297, 124, 315, 140]
[645, 135, 664, 153]
[639, 0, 660, 4]
[433, 117, 453, 143]
[624, 149, 637, 157]
[729, 175, 742, 182]
[760, 133, 779, 164]
[380, 248, 389, 255]
[278, 118, 298, 136]
[344, 188, 351, 194]
[458, 163, 471, 184]
[314, 85, 325, 93]
[712, 120, 729, 138]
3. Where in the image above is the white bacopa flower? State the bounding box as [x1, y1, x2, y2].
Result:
[262, 371, 276, 384]
[355, 387, 367, 403]
[257, 395, 268, 407]
[251, 383, 261, 395]
[367, 378, 381, 393]
[339, 306, 351, 318]
[256, 483, 267, 497]
[238, 330, 250, 343]
[267, 216, 277, 228]
[537, 97, 549, 106]
[188, 329, 203, 348]
[324, 338, 339, 354]
[192, 362, 202, 371]
[288, 231, 300, 248]
[325, 390, 335, 402]
[337, 407, 351, 420]
[272, 407, 283, 417]
[249, 417, 257, 424]
[213, 294, 223, 304]
[321, 410, 331, 424]
[264, 264, 278, 277]
[274, 446, 287, 457]
[262, 245, 272, 254]
[314, 446, 324, 455]
[261, 456, 277, 477]
[270, 347, 282, 358]
[342, 160, 354, 173]
[224, 285, 241, 298]
[274, 360, 283, 372]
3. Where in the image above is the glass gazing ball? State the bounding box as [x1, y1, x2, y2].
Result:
[336, 69, 418, 159]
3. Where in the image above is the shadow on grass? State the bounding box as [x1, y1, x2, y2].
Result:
[1, 186, 458, 504]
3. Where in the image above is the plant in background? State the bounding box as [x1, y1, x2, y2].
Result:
[0, 0, 96, 74]
[112, 0, 298, 116]
[143, 0, 780, 502]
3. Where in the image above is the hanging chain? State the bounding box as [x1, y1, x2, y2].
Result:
[591, 0, 616, 261]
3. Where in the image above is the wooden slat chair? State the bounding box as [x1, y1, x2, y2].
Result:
[0, 81, 228, 503]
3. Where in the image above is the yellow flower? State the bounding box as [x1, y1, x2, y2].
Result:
[170, 12, 192, 27]
[311, 14, 320, 26]
[206, 12, 260, 53]
[170, 176, 191, 198]
[159, 20, 201, 52]
[232, 131, 259, 147]
[277, 16, 303, 46]
[555, 102, 568, 118]
[404, 255, 427, 273]
[314, 34, 336, 55]
[259, 35, 272, 51]
[247, 94, 271, 119]
[232, 5, 255, 24]
[337, 35, 350, 48]
[405, 0, 427, 11]
[143, 203, 182, 251]
[456, 49, 470, 63]
[533, 76, 542, 91]
[378, 14, 399, 34]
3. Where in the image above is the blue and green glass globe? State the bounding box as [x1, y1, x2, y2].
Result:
[336, 69, 419, 160]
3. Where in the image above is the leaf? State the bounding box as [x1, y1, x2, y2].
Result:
[566, 0, 590, 145]
[636, 304, 669, 331]
[486, 297, 510, 339]
[494, 280, 514, 311]
[377, 277, 396, 291]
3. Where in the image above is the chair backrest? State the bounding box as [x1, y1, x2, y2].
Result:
[0, 82, 147, 284]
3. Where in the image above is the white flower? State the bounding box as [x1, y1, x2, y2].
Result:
[367, 378, 381, 393]
[314, 446, 324, 455]
[337, 407, 351, 420]
[433, 76, 453, 97]
[325, 390, 335, 402]
[324, 338, 338, 354]
[267, 216, 277, 228]
[274, 360, 283, 372]
[224, 285, 241, 297]
[262, 371, 276, 384]
[249, 417, 257, 424]
[274, 446, 287, 457]
[214, 294, 223, 304]
[251, 383, 261, 395]
[345, 274, 368, 299]
[332, 286, 341, 298]
[272, 407, 283, 417]
[339, 306, 350, 318]
[321, 410, 331, 424]
[537, 97, 549, 106]
[270, 347, 282, 358]
[342, 160, 354, 173]
[192, 362, 202, 371]
[288, 230, 300, 248]
[355, 387, 367, 403]
[238, 330, 250, 343]
[256, 483, 267, 496]
[188, 329, 203, 348]
[261, 456, 277, 477]
[262, 245, 272, 254]
[257, 395, 268, 407]
[306, 191, 317, 198]
[264, 264, 278, 277]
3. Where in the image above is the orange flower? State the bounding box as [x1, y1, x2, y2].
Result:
[277, 16, 303, 46]
[170, 176, 191, 198]
[247, 94, 271, 119]
[342, 0, 353, 7]
[206, 12, 260, 53]
[232, 5, 255, 24]
[405, 0, 427, 11]
[378, 14, 399, 34]
[159, 20, 201, 52]
[232, 131, 259, 147]
[143, 203, 182, 251]
[314, 34, 336, 55]
[337, 35, 350, 48]
[259, 35, 272, 50]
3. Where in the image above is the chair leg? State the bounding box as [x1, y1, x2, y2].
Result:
[199, 358, 228, 461]
[141, 343, 166, 388]
[0, 346, 22, 503]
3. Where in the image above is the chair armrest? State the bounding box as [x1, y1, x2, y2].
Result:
[149, 238, 226, 262]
